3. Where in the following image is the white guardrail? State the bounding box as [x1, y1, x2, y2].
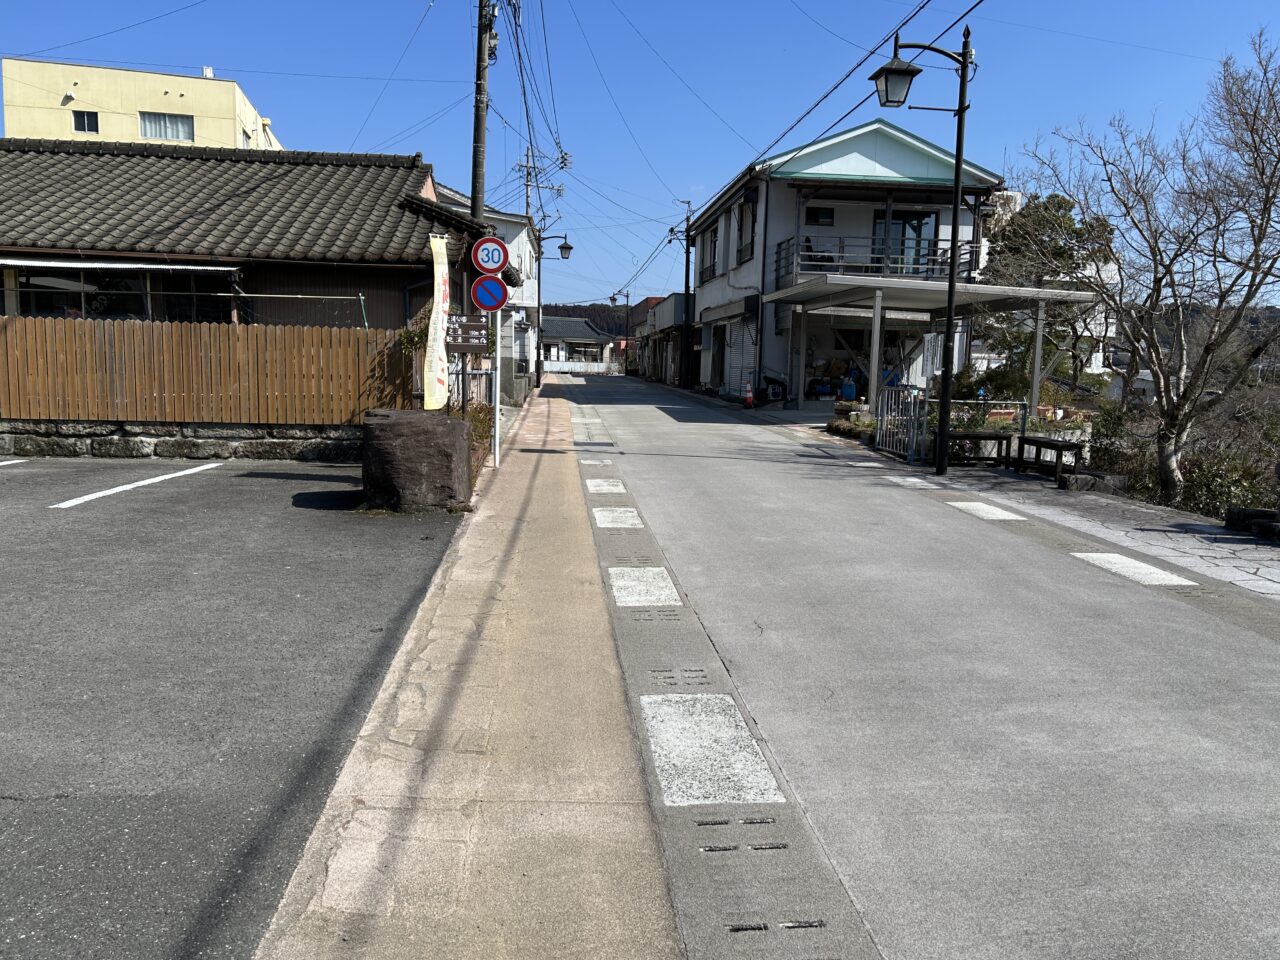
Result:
[543, 360, 622, 375]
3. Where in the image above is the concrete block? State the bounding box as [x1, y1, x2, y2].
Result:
[185, 424, 268, 439]
[269, 426, 326, 440]
[298, 439, 362, 463]
[154, 437, 236, 459]
[122, 423, 182, 437]
[0, 419, 56, 435]
[13, 435, 89, 457]
[234, 439, 306, 460]
[91, 436, 156, 458]
[55, 421, 119, 437]
[362, 408, 471, 512]
[321, 425, 363, 441]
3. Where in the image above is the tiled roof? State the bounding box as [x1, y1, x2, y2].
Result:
[541, 316, 613, 343]
[0, 139, 486, 265]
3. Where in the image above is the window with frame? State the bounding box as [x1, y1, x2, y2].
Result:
[72, 110, 99, 134]
[17, 268, 148, 319]
[804, 206, 835, 227]
[139, 111, 195, 141]
[736, 201, 756, 264]
[701, 225, 720, 282]
[242, 128, 252, 148]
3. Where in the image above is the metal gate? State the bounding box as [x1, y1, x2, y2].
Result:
[876, 385, 930, 462]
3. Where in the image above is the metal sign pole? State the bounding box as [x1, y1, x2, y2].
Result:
[492, 309, 501, 469]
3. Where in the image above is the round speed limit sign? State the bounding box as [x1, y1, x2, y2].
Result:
[472, 236, 509, 275]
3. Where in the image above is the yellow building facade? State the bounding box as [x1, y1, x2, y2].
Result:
[1, 58, 283, 150]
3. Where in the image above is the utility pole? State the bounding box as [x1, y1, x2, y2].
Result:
[469, 1, 494, 222]
[679, 200, 693, 388]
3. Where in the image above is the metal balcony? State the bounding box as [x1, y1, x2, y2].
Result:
[774, 235, 979, 288]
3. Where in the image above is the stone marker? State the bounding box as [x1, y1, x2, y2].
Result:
[363, 408, 471, 512]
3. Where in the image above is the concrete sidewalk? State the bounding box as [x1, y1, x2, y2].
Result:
[254, 390, 680, 959]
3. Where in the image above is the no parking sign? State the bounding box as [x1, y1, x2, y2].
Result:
[470, 274, 508, 313]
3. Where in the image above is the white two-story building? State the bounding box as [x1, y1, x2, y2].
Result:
[689, 119, 1092, 412]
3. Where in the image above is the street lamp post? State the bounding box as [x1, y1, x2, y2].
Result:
[869, 26, 973, 476]
[533, 234, 572, 387]
[610, 290, 630, 372]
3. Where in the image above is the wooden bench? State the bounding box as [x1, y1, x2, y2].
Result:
[1015, 435, 1084, 484]
[947, 430, 1014, 467]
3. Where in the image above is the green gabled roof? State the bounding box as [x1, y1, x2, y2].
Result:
[759, 118, 1002, 187]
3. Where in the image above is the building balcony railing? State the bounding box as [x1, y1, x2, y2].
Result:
[699, 263, 719, 285]
[774, 235, 980, 288]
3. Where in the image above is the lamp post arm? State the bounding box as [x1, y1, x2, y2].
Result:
[895, 41, 966, 67]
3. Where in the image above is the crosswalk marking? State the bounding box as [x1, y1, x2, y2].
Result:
[889, 476, 940, 488]
[1072, 552, 1197, 586]
[946, 501, 1025, 521]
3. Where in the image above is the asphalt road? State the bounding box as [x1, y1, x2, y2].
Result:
[0, 457, 457, 960]
[563, 376, 1280, 960]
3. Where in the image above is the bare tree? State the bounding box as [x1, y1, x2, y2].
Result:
[1024, 31, 1280, 501]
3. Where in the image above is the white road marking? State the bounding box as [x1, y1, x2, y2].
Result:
[0, 459, 29, 467]
[947, 501, 1025, 521]
[593, 507, 644, 529]
[889, 476, 940, 488]
[579, 458, 613, 465]
[608, 567, 681, 607]
[1072, 552, 1197, 586]
[49, 462, 223, 509]
[586, 478, 626, 495]
[640, 694, 786, 806]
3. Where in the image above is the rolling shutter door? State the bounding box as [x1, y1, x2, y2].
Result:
[724, 318, 756, 397]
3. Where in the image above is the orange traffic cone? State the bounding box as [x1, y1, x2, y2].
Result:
[744, 384, 754, 409]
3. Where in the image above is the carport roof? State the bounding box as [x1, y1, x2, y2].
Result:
[762, 274, 1096, 318]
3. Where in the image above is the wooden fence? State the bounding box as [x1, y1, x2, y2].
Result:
[0, 315, 412, 425]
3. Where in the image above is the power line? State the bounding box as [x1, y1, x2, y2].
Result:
[810, 0, 988, 143]
[367, 93, 471, 151]
[744, 0, 934, 170]
[871, 0, 1216, 63]
[347, 0, 438, 150]
[605, 0, 758, 152]
[563, 0, 679, 200]
[534, 0, 561, 137]
[20, 0, 213, 57]
[787, 0, 947, 69]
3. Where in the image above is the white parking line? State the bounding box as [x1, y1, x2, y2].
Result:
[640, 694, 786, 806]
[49, 462, 223, 509]
[947, 501, 1025, 521]
[586, 478, 626, 495]
[1072, 552, 1197, 586]
[579, 458, 613, 465]
[608, 567, 682, 607]
[0, 459, 29, 467]
[593, 507, 644, 529]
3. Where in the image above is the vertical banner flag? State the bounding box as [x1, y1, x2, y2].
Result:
[423, 235, 451, 410]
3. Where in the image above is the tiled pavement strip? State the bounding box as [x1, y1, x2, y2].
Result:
[253, 388, 680, 959]
[570, 380, 884, 960]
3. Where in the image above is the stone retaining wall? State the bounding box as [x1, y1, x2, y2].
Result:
[0, 420, 362, 461]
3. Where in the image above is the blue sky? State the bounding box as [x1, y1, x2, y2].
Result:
[3, 1, 1274, 304]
